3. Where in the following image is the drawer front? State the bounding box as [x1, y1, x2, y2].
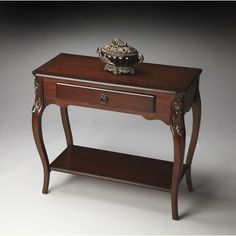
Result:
[56, 83, 155, 113]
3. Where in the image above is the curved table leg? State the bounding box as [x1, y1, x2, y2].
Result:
[170, 97, 186, 220]
[60, 106, 73, 146]
[185, 91, 201, 191]
[32, 77, 50, 194]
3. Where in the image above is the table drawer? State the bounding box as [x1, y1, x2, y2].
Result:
[56, 83, 155, 113]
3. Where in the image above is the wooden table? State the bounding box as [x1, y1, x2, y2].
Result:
[32, 53, 202, 220]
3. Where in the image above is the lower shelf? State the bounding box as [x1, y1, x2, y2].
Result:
[50, 145, 187, 191]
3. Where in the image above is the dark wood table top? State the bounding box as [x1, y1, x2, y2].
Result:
[33, 53, 202, 92]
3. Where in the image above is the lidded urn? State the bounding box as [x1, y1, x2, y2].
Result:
[97, 38, 144, 75]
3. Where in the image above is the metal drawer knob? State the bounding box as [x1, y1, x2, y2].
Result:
[100, 93, 108, 104]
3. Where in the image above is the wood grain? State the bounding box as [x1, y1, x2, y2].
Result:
[33, 53, 202, 92]
[50, 145, 188, 191]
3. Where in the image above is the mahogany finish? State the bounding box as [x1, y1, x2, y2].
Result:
[56, 83, 155, 113]
[32, 53, 202, 220]
[60, 106, 73, 146]
[50, 145, 188, 190]
[33, 53, 201, 92]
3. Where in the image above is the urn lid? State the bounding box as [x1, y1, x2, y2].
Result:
[99, 38, 140, 56]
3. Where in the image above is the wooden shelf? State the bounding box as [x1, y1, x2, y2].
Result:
[50, 145, 187, 190]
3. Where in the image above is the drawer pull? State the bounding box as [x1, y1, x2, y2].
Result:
[100, 94, 109, 104]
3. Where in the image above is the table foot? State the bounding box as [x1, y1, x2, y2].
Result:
[42, 171, 50, 194]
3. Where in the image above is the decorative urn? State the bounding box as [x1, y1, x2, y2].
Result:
[97, 38, 144, 75]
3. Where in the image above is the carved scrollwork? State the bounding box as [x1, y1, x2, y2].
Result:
[32, 77, 43, 113]
[171, 97, 185, 136]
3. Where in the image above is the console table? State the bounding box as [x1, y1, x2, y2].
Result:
[32, 53, 202, 220]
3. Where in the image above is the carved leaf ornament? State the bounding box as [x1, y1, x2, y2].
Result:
[32, 77, 43, 113]
[172, 97, 185, 136]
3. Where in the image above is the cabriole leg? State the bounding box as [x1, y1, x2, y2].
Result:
[170, 97, 186, 220]
[185, 91, 201, 191]
[32, 77, 50, 194]
[60, 106, 73, 146]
